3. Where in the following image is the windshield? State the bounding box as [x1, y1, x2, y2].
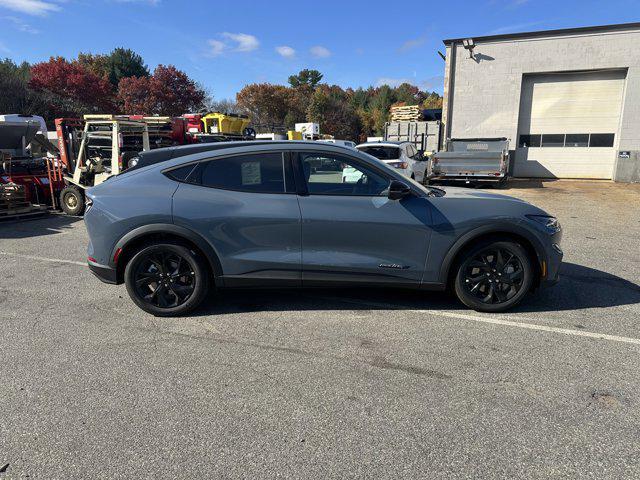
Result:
[358, 146, 401, 160]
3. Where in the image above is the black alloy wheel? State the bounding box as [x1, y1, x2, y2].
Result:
[124, 243, 209, 316]
[454, 241, 533, 312]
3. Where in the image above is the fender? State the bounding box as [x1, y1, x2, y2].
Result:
[111, 223, 223, 281]
[437, 221, 548, 284]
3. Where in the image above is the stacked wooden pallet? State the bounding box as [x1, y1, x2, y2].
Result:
[390, 105, 423, 122]
[0, 184, 32, 217]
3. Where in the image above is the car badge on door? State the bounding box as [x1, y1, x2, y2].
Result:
[379, 263, 410, 269]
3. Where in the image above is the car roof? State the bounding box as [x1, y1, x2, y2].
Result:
[126, 140, 369, 173]
[132, 141, 290, 170]
[356, 142, 407, 148]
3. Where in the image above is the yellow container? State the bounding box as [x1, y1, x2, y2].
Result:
[202, 112, 250, 135]
[287, 130, 302, 140]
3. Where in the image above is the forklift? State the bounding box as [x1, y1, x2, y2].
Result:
[57, 115, 150, 215]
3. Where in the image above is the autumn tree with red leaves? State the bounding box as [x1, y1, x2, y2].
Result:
[28, 57, 115, 117]
[117, 65, 206, 116]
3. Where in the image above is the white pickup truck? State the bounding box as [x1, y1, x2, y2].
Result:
[428, 138, 510, 185]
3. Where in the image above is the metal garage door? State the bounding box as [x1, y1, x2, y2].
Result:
[514, 70, 626, 179]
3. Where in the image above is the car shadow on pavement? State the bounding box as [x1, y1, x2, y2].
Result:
[0, 213, 82, 239]
[195, 262, 640, 316]
[516, 262, 640, 313]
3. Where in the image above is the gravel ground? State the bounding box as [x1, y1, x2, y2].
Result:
[0, 180, 639, 479]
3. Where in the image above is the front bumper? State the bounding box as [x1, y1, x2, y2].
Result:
[88, 261, 117, 284]
[541, 239, 563, 287]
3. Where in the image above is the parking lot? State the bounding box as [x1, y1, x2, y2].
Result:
[1, 180, 639, 479]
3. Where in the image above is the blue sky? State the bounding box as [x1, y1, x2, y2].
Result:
[0, 0, 638, 100]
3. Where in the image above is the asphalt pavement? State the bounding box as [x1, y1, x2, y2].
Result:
[1, 180, 639, 479]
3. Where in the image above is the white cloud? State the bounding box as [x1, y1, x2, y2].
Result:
[488, 20, 545, 35]
[275, 45, 295, 58]
[221, 32, 259, 52]
[376, 77, 413, 88]
[0, 0, 60, 16]
[310, 45, 331, 58]
[399, 37, 426, 52]
[206, 39, 226, 57]
[0, 40, 10, 53]
[423, 75, 444, 91]
[3, 15, 38, 33]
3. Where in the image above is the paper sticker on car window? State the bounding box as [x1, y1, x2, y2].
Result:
[241, 161, 261, 185]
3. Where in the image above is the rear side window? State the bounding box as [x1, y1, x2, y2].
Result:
[358, 146, 401, 160]
[192, 152, 286, 193]
[164, 164, 197, 182]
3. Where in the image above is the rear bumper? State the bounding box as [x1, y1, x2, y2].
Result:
[429, 173, 506, 181]
[88, 261, 117, 284]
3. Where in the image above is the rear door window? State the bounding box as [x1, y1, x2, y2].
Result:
[358, 146, 401, 160]
[191, 152, 288, 193]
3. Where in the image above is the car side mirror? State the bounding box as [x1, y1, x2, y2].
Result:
[388, 180, 411, 200]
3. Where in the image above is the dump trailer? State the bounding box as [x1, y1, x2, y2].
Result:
[384, 120, 441, 155]
[428, 138, 510, 184]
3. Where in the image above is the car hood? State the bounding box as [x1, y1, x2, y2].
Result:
[429, 185, 553, 220]
[438, 186, 530, 203]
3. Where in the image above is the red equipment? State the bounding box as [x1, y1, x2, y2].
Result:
[0, 118, 64, 208]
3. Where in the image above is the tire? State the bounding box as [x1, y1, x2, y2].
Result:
[124, 242, 210, 317]
[60, 185, 85, 216]
[454, 240, 533, 313]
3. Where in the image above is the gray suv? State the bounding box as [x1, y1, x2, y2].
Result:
[85, 142, 562, 316]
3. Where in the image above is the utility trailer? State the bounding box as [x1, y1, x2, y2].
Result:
[384, 120, 441, 155]
[428, 138, 510, 185]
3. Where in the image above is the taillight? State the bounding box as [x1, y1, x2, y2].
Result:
[389, 161, 408, 169]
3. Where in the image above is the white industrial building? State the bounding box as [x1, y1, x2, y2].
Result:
[441, 22, 640, 182]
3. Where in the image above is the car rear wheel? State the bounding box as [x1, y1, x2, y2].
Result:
[124, 243, 209, 317]
[454, 240, 533, 312]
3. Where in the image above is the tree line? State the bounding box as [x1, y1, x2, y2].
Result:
[236, 69, 442, 142]
[0, 49, 442, 141]
[0, 48, 206, 123]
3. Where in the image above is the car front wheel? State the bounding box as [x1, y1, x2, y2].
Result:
[454, 240, 533, 312]
[124, 242, 210, 317]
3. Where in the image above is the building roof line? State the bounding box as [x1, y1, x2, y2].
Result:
[442, 22, 640, 45]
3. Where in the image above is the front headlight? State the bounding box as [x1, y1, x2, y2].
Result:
[526, 215, 561, 234]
